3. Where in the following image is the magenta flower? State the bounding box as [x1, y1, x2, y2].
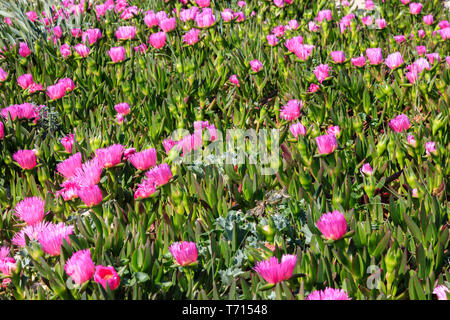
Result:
[128, 148, 157, 171]
[95, 144, 124, 168]
[423, 15, 433, 25]
[385, 52, 404, 70]
[71, 28, 82, 38]
[316, 9, 332, 22]
[144, 11, 159, 27]
[195, 8, 216, 28]
[229, 74, 240, 86]
[280, 100, 302, 121]
[285, 36, 303, 52]
[308, 83, 320, 93]
[274, 0, 284, 7]
[82, 28, 102, 45]
[366, 48, 383, 65]
[14, 197, 47, 225]
[407, 135, 417, 147]
[183, 28, 201, 46]
[145, 163, 173, 188]
[60, 43, 72, 58]
[365, 0, 374, 10]
[114, 102, 130, 115]
[362, 16, 373, 25]
[315, 134, 338, 155]
[389, 114, 411, 132]
[46, 83, 66, 100]
[425, 141, 436, 156]
[58, 78, 75, 93]
[57, 179, 80, 201]
[61, 133, 75, 153]
[0, 122, 3, 140]
[169, 241, 198, 266]
[331, 51, 345, 64]
[376, 18, 387, 29]
[433, 285, 449, 300]
[427, 53, 440, 65]
[74, 44, 90, 57]
[78, 185, 103, 207]
[287, 19, 299, 30]
[17, 74, 33, 89]
[123, 148, 136, 160]
[290, 122, 307, 139]
[19, 42, 31, 57]
[38, 222, 74, 256]
[94, 265, 120, 290]
[13, 149, 37, 170]
[0, 257, 17, 276]
[71, 157, 103, 188]
[115, 26, 136, 40]
[195, 0, 210, 7]
[254, 255, 297, 284]
[108, 46, 125, 63]
[409, 3, 423, 15]
[134, 43, 148, 54]
[159, 18, 176, 32]
[12, 222, 49, 247]
[266, 35, 279, 46]
[313, 64, 331, 83]
[0, 67, 7, 82]
[25, 11, 38, 22]
[65, 249, 95, 284]
[416, 45, 426, 55]
[327, 125, 341, 138]
[360, 163, 374, 176]
[249, 59, 263, 73]
[307, 288, 351, 300]
[134, 179, 157, 199]
[309, 21, 319, 32]
[394, 35, 406, 44]
[351, 55, 366, 67]
[57, 153, 82, 179]
[316, 210, 347, 240]
[149, 32, 166, 49]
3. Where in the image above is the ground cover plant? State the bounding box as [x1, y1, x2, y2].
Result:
[0, 0, 449, 300]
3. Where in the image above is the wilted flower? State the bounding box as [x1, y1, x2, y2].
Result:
[78, 185, 103, 207]
[38, 222, 74, 256]
[307, 288, 351, 300]
[169, 241, 198, 266]
[315, 134, 338, 154]
[148, 32, 166, 49]
[94, 265, 120, 290]
[389, 114, 411, 132]
[128, 148, 157, 171]
[13, 149, 37, 170]
[316, 210, 347, 240]
[14, 196, 47, 226]
[65, 249, 95, 284]
[280, 100, 302, 121]
[254, 255, 297, 284]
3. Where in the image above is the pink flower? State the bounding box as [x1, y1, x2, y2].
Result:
[361, 16, 373, 25]
[315, 134, 338, 154]
[433, 285, 449, 300]
[94, 265, 120, 290]
[159, 18, 176, 32]
[409, 2, 423, 15]
[0, 67, 7, 82]
[308, 83, 320, 93]
[169, 241, 198, 266]
[446, 56, 450, 66]
[58, 78, 75, 93]
[65, 249, 95, 284]
[27, 82, 43, 94]
[272, 25, 285, 37]
[266, 35, 279, 46]
[128, 148, 157, 170]
[416, 46, 427, 55]
[366, 48, 383, 65]
[410, 57, 430, 73]
[385, 52, 404, 70]
[120, 6, 138, 20]
[249, 59, 263, 73]
[4, 17, 12, 25]
[108, 46, 126, 63]
[288, 19, 299, 30]
[60, 43, 71, 58]
[394, 35, 406, 43]
[195, 0, 210, 7]
[221, 9, 234, 22]
[407, 135, 417, 147]
[438, 27, 450, 40]
[115, 26, 136, 40]
[19, 42, 31, 57]
[134, 178, 156, 199]
[351, 55, 366, 67]
[234, 12, 245, 23]
[123, 148, 136, 160]
[0, 122, 3, 140]
[254, 255, 297, 284]
[53, 26, 63, 39]
[95, 144, 124, 168]
[114, 102, 130, 115]
[196, 8, 216, 28]
[229, 74, 240, 86]
[181, 7, 199, 22]
[427, 53, 440, 65]
[309, 21, 319, 32]
[327, 125, 341, 138]
[238, 1, 247, 7]
[280, 100, 302, 121]
[425, 141, 436, 156]
[12, 222, 50, 247]
[316, 210, 347, 240]
[144, 11, 159, 28]
[71, 28, 82, 38]
[46, 83, 66, 100]
[61, 134, 75, 153]
[307, 287, 351, 300]
[316, 9, 332, 22]
[285, 36, 303, 53]
[376, 18, 387, 29]
[423, 15, 433, 25]
[82, 28, 102, 45]
[365, 0, 374, 10]
[331, 51, 345, 64]
[400, 0, 411, 4]
[290, 122, 307, 139]
[163, 139, 178, 154]
[78, 185, 103, 207]
[0, 257, 17, 276]
[117, 113, 125, 124]
[360, 163, 374, 175]
[389, 114, 411, 132]
[149, 32, 166, 49]
[57, 152, 82, 179]
[145, 163, 173, 188]
[71, 157, 103, 188]
[13, 149, 37, 170]
[313, 64, 331, 83]
[57, 179, 80, 201]
[38, 222, 74, 256]
[14, 197, 47, 225]
[17, 74, 34, 89]
[183, 28, 201, 45]
[74, 44, 90, 57]
[134, 43, 148, 54]
[25, 11, 38, 22]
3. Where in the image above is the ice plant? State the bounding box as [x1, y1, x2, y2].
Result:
[327, 126, 341, 138]
[38, 222, 74, 256]
[280, 100, 302, 121]
[145, 163, 173, 188]
[60, 44, 71, 58]
[128, 148, 157, 171]
[315, 134, 338, 155]
[94, 265, 120, 290]
[183, 28, 201, 46]
[0, 67, 7, 82]
[253, 254, 297, 284]
[195, 8, 216, 28]
[17, 74, 33, 89]
[134, 178, 157, 199]
[290, 122, 307, 139]
[360, 163, 374, 175]
[409, 3, 423, 15]
[14, 197, 47, 226]
[13, 149, 37, 170]
[74, 44, 90, 57]
[385, 52, 404, 70]
[389, 114, 411, 133]
[331, 51, 345, 64]
[61, 134, 75, 153]
[313, 64, 331, 83]
[229, 75, 240, 86]
[115, 26, 136, 40]
[12, 222, 50, 247]
[108, 46, 126, 63]
[351, 55, 366, 67]
[46, 83, 66, 100]
[65, 249, 95, 285]
[95, 144, 124, 168]
[0, 257, 17, 276]
[316, 210, 348, 240]
[249, 59, 263, 73]
[425, 141, 436, 156]
[159, 18, 176, 32]
[149, 32, 166, 49]
[433, 285, 449, 300]
[169, 241, 198, 267]
[19, 42, 31, 57]
[307, 288, 351, 300]
[0, 122, 3, 140]
[72, 157, 103, 187]
[78, 185, 103, 207]
[114, 103, 130, 115]
[366, 48, 383, 65]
